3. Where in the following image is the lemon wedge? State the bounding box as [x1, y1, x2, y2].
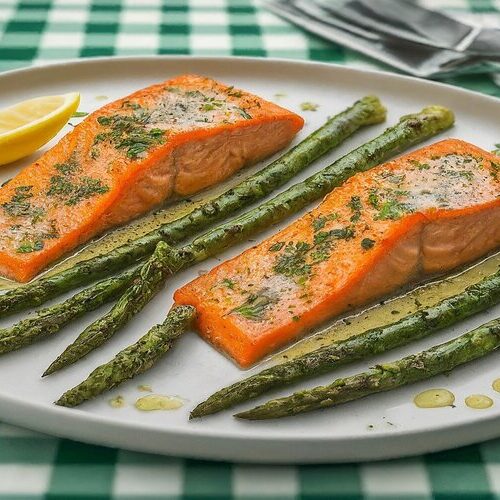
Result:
[0, 92, 80, 166]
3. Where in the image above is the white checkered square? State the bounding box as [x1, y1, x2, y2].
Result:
[0, 465, 51, 494]
[190, 10, 229, 26]
[121, 9, 161, 26]
[113, 463, 184, 496]
[361, 460, 431, 496]
[40, 32, 85, 49]
[48, 8, 88, 24]
[233, 465, 298, 498]
[190, 32, 231, 51]
[116, 33, 160, 51]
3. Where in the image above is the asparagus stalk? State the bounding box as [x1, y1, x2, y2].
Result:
[55, 305, 196, 407]
[44, 105, 455, 375]
[236, 317, 500, 420]
[0, 267, 137, 354]
[191, 270, 500, 417]
[44, 242, 182, 376]
[0, 96, 386, 318]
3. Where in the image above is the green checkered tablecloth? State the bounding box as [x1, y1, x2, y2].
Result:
[1, 0, 500, 498]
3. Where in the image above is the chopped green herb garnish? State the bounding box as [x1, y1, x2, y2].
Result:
[458, 170, 474, 181]
[329, 227, 355, 240]
[2, 185, 45, 223]
[310, 241, 333, 264]
[201, 103, 216, 112]
[185, 90, 204, 99]
[312, 216, 327, 232]
[200, 100, 224, 112]
[274, 241, 312, 281]
[441, 168, 474, 182]
[230, 292, 275, 321]
[379, 171, 405, 185]
[490, 161, 499, 181]
[46, 156, 109, 206]
[374, 199, 413, 221]
[300, 102, 319, 112]
[47, 175, 73, 197]
[17, 239, 44, 253]
[348, 195, 362, 223]
[72, 111, 88, 118]
[313, 230, 330, 245]
[273, 227, 354, 283]
[95, 104, 165, 159]
[222, 278, 235, 290]
[410, 160, 430, 170]
[54, 157, 79, 175]
[368, 190, 380, 209]
[97, 116, 111, 126]
[226, 86, 243, 98]
[236, 108, 252, 120]
[269, 241, 285, 252]
[361, 238, 375, 250]
[65, 177, 109, 206]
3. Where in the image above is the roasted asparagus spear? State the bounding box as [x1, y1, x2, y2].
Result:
[236, 318, 500, 420]
[56, 305, 196, 407]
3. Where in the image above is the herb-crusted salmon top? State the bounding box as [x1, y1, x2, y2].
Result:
[174, 139, 500, 367]
[0, 74, 303, 282]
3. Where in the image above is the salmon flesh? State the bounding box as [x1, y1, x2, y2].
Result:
[0, 74, 303, 282]
[175, 139, 500, 367]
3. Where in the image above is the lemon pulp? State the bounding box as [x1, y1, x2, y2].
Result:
[0, 92, 80, 166]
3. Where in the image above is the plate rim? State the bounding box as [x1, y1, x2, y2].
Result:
[0, 55, 499, 462]
[3, 54, 499, 106]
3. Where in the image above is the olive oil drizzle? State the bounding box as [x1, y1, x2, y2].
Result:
[414, 389, 455, 408]
[134, 394, 184, 411]
[465, 394, 493, 409]
[492, 378, 500, 393]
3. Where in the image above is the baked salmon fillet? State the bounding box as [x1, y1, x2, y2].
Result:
[175, 139, 500, 367]
[0, 75, 303, 282]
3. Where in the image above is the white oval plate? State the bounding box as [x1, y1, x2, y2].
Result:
[0, 56, 499, 463]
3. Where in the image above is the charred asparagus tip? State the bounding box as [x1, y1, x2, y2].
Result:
[54, 305, 195, 407]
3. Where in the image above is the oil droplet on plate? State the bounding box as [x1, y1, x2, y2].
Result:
[465, 394, 493, 409]
[109, 395, 125, 408]
[135, 394, 184, 412]
[492, 379, 500, 393]
[414, 388, 455, 408]
[138, 384, 152, 392]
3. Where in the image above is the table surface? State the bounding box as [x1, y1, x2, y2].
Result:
[0, 0, 499, 498]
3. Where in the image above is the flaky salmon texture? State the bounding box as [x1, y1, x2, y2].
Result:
[175, 139, 500, 367]
[0, 75, 303, 282]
